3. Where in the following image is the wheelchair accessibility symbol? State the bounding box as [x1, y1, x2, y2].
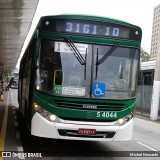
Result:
[92, 83, 106, 97]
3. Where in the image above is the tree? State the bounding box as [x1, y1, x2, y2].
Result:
[140, 48, 150, 62]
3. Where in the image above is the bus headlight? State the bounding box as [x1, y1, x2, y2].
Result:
[117, 113, 133, 125]
[36, 85, 40, 90]
[49, 114, 57, 121]
[118, 119, 125, 125]
[33, 103, 60, 122]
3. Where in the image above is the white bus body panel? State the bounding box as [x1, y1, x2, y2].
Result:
[31, 112, 133, 141]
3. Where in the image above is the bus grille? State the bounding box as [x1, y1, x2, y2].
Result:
[58, 129, 115, 138]
[51, 101, 125, 111]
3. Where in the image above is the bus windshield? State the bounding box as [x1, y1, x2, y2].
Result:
[36, 40, 139, 99]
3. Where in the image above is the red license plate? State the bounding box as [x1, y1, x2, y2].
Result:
[78, 128, 96, 135]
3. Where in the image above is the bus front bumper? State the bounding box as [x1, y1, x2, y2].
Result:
[31, 112, 133, 141]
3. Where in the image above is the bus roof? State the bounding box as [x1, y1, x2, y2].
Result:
[39, 14, 142, 30]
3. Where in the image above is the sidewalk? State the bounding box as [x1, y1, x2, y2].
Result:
[135, 110, 160, 124]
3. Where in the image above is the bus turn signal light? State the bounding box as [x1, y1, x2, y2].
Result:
[34, 103, 39, 110]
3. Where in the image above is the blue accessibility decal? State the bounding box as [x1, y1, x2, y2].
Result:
[92, 83, 106, 97]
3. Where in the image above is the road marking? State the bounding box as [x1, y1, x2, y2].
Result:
[0, 92, 9, 160]
[16, 131, 21, 139]
[135, 117, 160, 126]
[15, 121, 18, 127]
[14, 114, 17, 120]
[13, 110, 16, 114]
[11, 89, 25, 159]
[137, 142, 158, 151]
[17, 146, 25, 160]
[17, 146, 24, 152]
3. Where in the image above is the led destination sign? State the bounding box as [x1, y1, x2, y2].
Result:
[56, 20, 130, 39]
[41, 18, 142, 41]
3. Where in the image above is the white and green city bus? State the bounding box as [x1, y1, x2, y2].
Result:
[18, 15, 142, 141]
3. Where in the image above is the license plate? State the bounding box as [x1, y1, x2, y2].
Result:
[78, 128, 96, 135]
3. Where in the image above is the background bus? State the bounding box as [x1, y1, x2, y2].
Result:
[136, 60, 160, 115]
[18, 15, 142, 141]
[10, 70, 19, 89]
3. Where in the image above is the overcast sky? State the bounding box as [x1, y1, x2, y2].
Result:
[36, 0, 160, 52]
[17, 0, 160, 67]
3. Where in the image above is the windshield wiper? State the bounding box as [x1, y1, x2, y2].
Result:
[96, 42, 119, 65]
[95, 48, 99, 80]
[65, 36, 87, 80]
[84, 48, 87, 80]
[119, 60, 124, 79]
[65, 37, 85, 65]
[95, 42, 119, 80]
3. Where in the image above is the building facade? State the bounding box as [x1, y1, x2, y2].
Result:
[150, 4, 160, 59]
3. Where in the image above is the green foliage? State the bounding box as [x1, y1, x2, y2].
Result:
[140, 48, 150, 62]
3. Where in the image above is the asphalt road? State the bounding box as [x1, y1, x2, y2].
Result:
[0, 89, 160, 160]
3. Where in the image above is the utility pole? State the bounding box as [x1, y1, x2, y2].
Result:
[150, 40, 160, 121]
